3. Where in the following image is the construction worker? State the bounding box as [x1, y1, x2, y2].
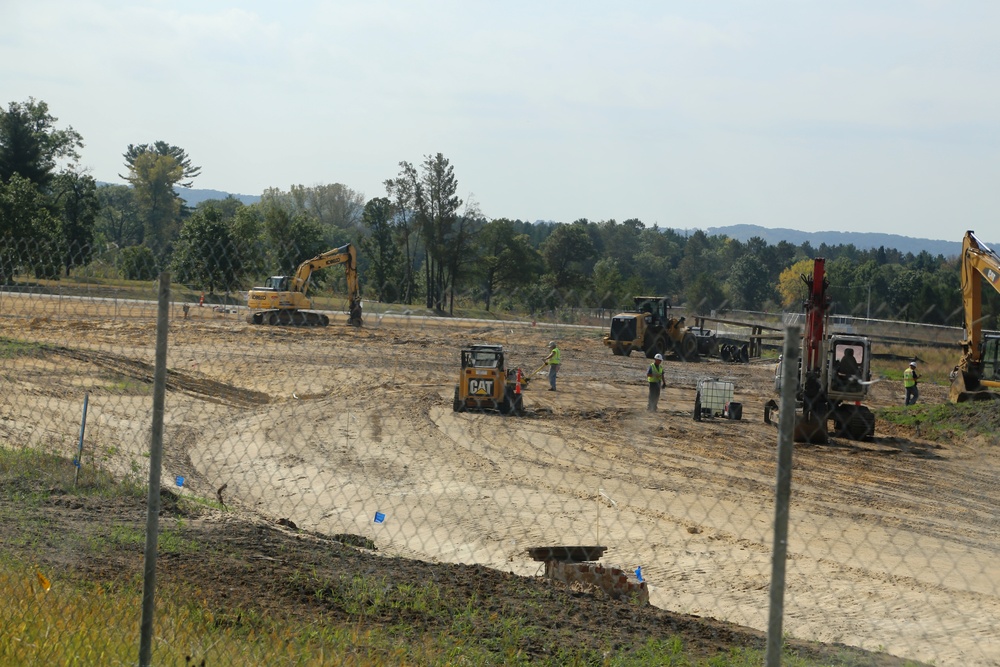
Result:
[903, 360, 919, 405]
[647, 353, 666, 411]
[543, 341, 560, 391]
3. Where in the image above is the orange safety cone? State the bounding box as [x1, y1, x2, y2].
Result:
[199, 293, 205, 306]
[515, 368, 522, 394]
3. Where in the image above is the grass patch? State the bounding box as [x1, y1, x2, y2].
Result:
[0, 337, 44, 360]
[877, 401, 1000, 442]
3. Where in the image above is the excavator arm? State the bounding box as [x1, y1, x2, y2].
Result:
[952, 230, 1000, 400]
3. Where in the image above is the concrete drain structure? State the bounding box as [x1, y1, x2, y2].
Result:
[527, 546, 649, 605]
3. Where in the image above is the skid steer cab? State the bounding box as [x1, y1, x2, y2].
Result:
[453, 344, 524, 415]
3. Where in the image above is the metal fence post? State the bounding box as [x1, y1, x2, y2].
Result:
[766, 324, 801, 666]
[138, 272, 170, 667]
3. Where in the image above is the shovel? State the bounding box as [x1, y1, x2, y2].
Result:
[520, 362, 548, 389]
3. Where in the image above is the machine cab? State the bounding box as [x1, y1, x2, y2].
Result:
[461, 344, 506, 372]
[263, 276, 289, 292]
[827, 335, 871, 399]
[634, 296, 669, 324]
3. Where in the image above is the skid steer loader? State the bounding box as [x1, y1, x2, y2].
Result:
[453, 344, 525, 415]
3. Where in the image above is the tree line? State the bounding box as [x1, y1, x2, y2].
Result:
[1, 97, 996, 327]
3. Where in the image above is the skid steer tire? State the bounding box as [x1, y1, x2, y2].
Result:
[453, 387, 464, 413]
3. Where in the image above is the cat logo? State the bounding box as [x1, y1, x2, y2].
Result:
[468, 379, 494, 396]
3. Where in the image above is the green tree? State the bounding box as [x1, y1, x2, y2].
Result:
[384, 162, 422, 304]
[261, 204, 325, 277]
[0, 175, 58, 282]
[540, 223, 596, 290]
[0, 98, 83, 188]
[118, 245, 158, 280]
[122, 141, 200, 187]
[727, 254, 772, 310]
[359, 197, 402, 302]
[477, 218, 541, 311]
[123, 151, 184, 258]
[685, 273, 727, 315]
[171, 207, 242, 295]
[415, 153, 463, 312]
[95, 184, 143, 248]
[121, 142, 200, 258]
[50, 171, 98, 276]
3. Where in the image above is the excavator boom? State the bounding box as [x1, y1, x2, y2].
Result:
[951, 230, 1000, 401]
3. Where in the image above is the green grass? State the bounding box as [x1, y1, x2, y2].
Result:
[0, 337, 44, 359]
[877, 400, 1000, 442]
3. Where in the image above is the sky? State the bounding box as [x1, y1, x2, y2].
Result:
[3, 1, 998, 241]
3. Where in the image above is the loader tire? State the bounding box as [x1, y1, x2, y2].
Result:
[453, 387, 464, 413]
[679, 332, 698, 361]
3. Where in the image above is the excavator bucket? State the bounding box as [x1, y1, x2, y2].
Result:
[793, 414, 828, 444]
[950, 370, 1000, 402]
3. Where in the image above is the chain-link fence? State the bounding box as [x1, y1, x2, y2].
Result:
[2, 243, 999, 666]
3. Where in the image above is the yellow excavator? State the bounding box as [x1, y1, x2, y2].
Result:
[950, 230, 1000, 402]
[246, 243, 362, 327]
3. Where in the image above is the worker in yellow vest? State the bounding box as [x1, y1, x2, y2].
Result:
[544, 341, 561, 391]
[647, 353, 666, 411]
[903, 360, 919, 405]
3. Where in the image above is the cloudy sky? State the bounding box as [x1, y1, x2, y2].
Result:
[3, 1, 998, 241]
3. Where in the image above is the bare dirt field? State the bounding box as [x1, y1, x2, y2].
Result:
[3, 292, 999, 666]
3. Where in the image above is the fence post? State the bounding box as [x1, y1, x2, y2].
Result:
[73, 392, 89, 488]
[138, 272, 170, 667]
[766, 324, 801, 666]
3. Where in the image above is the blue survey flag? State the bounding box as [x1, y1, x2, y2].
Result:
[635, 566, 643, 582]
[374, 511, 386, 524]
[175, 475, 185, 487]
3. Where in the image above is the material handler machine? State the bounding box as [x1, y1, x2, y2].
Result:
[246, 243, 362, 327]
[764, 258, 876, 443]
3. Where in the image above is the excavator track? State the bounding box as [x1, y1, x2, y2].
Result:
[247, 310, 330, 326]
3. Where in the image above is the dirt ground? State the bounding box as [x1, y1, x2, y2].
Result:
[3, 292, 1000, 666]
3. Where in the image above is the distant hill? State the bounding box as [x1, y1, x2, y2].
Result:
[698, 224, 972, 259]
[175, 187, 260, 206]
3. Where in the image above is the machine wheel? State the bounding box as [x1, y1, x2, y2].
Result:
[611, 345, 625, 356]
[266, 312, 280, 326]
[500, 388, 512, 414]
[834, 405, 875, 441]
[512, 393, 524, 416]
[453, 387, 464, 413]
[645, 337, 666, 359]
[679, 332, 698, 361]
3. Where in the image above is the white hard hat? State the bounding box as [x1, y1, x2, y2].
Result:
[548, 341, 556, 348]
[654, 353, 663, 361]
[910, 361, 917, 367]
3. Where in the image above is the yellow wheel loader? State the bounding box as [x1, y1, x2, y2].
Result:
[602, 296, 716, 361]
